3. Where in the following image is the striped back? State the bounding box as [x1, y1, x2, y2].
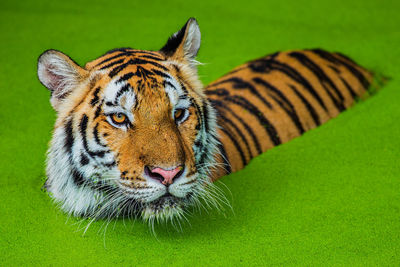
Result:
[206, 49, 374, 175]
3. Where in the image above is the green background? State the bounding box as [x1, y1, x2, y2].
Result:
[1, 0, 399, 265]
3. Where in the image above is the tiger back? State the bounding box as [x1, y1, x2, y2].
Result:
[206, 49, 376, 176]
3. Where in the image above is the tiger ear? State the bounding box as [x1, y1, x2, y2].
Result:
[37, 50, 88, 110]
[160, 18, 201, 68]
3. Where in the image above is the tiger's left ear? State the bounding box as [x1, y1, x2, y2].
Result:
[160, 18, 201, 68]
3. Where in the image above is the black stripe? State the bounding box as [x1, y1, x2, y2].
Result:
[109, 58, 168, 78]
[72, 168, 85, 186]
[217, 143, 232, 174]
[100, 58, 125, 70]
[192, 98, 203, 131]
[177, 79, 189, 96]
[80, 153, 89, 166]
[210, 77, 273, 109]
[249, 58, 328, 111]
[196, 106, 218, 168]
[72, 167, 116, 194]
[310, 49, 370, 89]
[100, 48, 161, 61]
[93, 123, 107, 147]
[194, 140, 201, 148]
[152, 69, 171, 79]
[219, 110, 253, 159]
[339, 76, 357, 98]
[224, 95, 281, 146]
[164, 80, 176, 90]
[104, 47, 133, 55]
[103, 161, 117, 168]
[209, 98, 262, 155]
[172, 64, 181, 73]
[115, 83, 132, 103]
[219, 126, 247, 167]
[116, 67, 157, 83]
[116, 72, 135, 83]
[287, 84, 321, 126]
[79, 114, 107, 158]
[98, 49, 163, 66]
[195, 121, 200, 130]
[105, 101, 116, 106]
[328, 65, 341, 74]
[224, 51, 279, 77]
[109, 62, 130, 78]
[64, 118, 74, 154]
[90, 87, 101, 107]
[253, 77, 305, 134]
[205, 88, 230, 97]
[289, 51, 346, 112]
[132, 50, 163, 57]
[94, 100, 103, 119]
[138, 54, 164, 61]
[137, 66, 157, 79]
[191, 100, 205, 155]
[198, 145, 209, 167]
[202, 100, 210, 134]
[96, 51, 132, 67]
[196, 100, 210, 169]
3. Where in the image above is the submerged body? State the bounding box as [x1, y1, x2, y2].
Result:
[206, 49, 374, 177]
[37, 18, 378, 223]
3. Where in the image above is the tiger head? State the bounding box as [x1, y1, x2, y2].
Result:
[37, 18, 223, 223]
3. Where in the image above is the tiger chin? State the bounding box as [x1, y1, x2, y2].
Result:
[38, 18, 222, 224]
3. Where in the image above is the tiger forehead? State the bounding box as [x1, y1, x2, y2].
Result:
[87, 49, 182, 91]
[86, 48, 168, 74]
[84, 48, 195, 112]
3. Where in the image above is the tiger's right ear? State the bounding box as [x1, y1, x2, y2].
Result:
[37, 50, 88, 110]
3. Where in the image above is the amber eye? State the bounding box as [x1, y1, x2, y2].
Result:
[111, 113, 127, 125]
[174, 109, 184, 121]
[174, 108, 189, 124]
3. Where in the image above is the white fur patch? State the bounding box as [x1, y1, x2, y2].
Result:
[103, 79, 136, 127]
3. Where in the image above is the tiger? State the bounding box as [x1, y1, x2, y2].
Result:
[37, 18, 381, 224]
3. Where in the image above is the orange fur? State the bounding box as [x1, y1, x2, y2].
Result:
[206, 49, 374, 176]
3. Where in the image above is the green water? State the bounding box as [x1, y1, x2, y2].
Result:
[0, 0, 399, 265]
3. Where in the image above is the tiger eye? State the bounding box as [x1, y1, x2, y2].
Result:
[174, 109, 184, 121]
[112, 113, 126, 124]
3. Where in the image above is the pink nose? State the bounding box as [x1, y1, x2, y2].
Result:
[147, 166, 184, 185]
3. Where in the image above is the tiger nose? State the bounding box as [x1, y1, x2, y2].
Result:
[145, 166, 184, 185]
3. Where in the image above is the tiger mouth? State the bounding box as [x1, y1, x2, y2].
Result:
[147, 194, 180, 211]
[114, 186, 192, 221]
[141, 193, 189, 221]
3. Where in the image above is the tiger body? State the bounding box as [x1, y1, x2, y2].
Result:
[206, 49, 374, 175]
[37, 18, 378, 223]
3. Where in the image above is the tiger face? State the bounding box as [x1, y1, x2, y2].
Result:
[38, 18, 221, 222]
